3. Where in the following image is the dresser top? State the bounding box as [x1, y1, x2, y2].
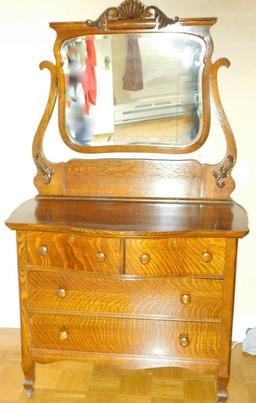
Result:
[5, 198, 248, 238]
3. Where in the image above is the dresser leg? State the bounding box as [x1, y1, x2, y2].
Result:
[217, 377, 229, 402]
[23, 361, 35, 398]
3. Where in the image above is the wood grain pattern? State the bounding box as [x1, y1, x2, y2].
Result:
[63, 159, 203, 199]
[4, 2, 249, 400]
[6, 198, 249, 238]
[29, 3, 236, 200]
[27, 270, 224, 321]
[16, 231, 35, 397]
[33, 157, 238, 199]
[5, 198, 248, 401]
[26, 231, 121, 273]
[2, 331, 256, 402]
[30, 313, 221, 360]
[126, 237, 226, 275]
[217, 238, 238, 401]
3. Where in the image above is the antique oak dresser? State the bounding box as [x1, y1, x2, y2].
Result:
[6, 1, 248, 401]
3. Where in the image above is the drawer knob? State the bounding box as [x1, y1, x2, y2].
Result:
[59, 330, 68, 341]
[172, 239, 178, 249]
[180, 293, 191, 305]
[96, 251, 106, 263]
[68, 235, 75, 243]
[56, 288, 66, 298]
[140, 253, 151, 264]
[179, 334, 190, 347]
[202, 251, 213, 262]
[38, 245, 48, 256]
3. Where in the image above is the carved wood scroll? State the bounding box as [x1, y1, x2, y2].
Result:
[32, 61, 58, 187]
[86, 0, 179, 29]
[213, 155, 234, 189]
[208, 58, 237, 195]
[32, 0, 237, 200]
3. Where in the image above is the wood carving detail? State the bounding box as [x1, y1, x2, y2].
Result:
[212, 155, 234, 188]
[209, 59, 237, 193]
[32, 61, 57, 187]
[87, 0, 178, 29]
[34, 153, 55, 184]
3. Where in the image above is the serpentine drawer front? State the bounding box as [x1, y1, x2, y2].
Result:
[30, 313, 221, 360]
[125, 238, 226, 275]
[27, 270, 224, 320]
[26, 232, 226, 275]
[26, 231, 122, 273]
[6, 198, 248, 402]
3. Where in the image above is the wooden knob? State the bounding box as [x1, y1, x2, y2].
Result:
[59, 330, 68, 341]
[172, 239, 178, 249]
[38, 245, 48, 256]
[68, 235, 75, 243]
[140, 253, 151, 264]
[56, 288, 66, 298]
[96, 251, 106, 263]
[202, 251, 213, 262]
[180, 293, 191, 305]
[179, 335, 190, 347]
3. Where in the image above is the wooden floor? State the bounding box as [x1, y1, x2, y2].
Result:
[0, 329, 255, 403]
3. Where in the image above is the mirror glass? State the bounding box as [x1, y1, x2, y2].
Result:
[61, 33, 206, 147]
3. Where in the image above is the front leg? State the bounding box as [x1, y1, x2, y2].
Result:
[16, 232, 36, 398]
[217, 376, 229, 402]
[22, 360, 35, 398]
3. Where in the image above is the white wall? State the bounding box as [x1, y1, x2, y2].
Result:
[0, 0, 255, 341]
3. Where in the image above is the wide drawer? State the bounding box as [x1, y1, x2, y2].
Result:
[126, 237, 226, 275]
[30, 313, 221, 360]
[28, 270, 223, 320]
[26, 232, 121, 273]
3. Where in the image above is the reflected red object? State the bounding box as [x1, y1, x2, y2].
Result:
[81, 35, 97, 115]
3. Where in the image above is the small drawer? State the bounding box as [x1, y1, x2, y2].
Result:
[30, 313, 221, 360]
[28, 270, 223, 320]
[26, 231, 121, 273]
[125, 237, 226, 276]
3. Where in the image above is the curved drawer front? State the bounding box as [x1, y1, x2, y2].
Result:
[28, 271, 223, 320]
[126, 238, 226, 275]
[26, 232, 121, 273]
[30, 313, 221, 360]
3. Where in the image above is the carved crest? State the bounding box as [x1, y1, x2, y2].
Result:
[87, 0, 178, 29]
[212, 155, 234, 188]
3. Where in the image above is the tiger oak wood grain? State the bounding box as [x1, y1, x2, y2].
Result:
[30, 313, 221, 360]
[2, 331, 256, 402]
[27, 270, 224, 321]
[26, 231, 121, 273]
[5, 1, 249, 401]
[126, 237, 226, 275]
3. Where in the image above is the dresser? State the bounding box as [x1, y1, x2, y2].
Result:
[6, 1, 248, 402]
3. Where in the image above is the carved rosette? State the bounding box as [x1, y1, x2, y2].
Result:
[87, 0, 178, 29]
[212, 155, 234, 188]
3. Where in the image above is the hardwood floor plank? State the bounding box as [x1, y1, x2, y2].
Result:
[0, 328, 256, 402]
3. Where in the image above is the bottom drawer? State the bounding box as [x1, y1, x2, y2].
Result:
[30, 313, 221, 360]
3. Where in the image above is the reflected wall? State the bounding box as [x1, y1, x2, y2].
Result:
[61, 33, 206, 147]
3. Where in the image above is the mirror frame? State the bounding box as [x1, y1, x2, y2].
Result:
[32, 0, 237, 200]
[50, 0, 216, 154]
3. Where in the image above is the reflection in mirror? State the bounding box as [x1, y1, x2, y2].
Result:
[61, 33, 206, 148]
